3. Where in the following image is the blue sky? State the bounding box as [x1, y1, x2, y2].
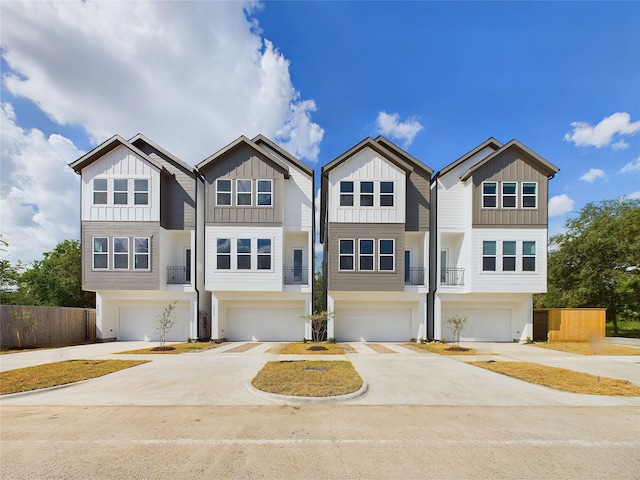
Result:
[1, 1, 639, 264]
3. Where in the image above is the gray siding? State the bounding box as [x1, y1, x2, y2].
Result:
[82, 221, 160, 291]
[202, 145, 284, 225]
[472, 150, 549, 227]
[327, 223, 405, 292]
[406, 169, 430, 231]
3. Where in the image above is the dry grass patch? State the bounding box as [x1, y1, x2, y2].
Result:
[223, 342, 262, 353]
[252, 360, 363, 397]
[406, 342, 477, 355]
[0, 360, 149, 395]
[277, 343, 345, 355]
[339, 343, 357, 354]
[365, 343, 397, 354]
[532, 342, 640, 356]
[118, 342, 222, 354]
[469, 361, 640, 396]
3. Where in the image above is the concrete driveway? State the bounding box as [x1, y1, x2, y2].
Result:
[1, 341, 638, 407]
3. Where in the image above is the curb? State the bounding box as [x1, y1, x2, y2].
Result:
[246, 380, 368, 404]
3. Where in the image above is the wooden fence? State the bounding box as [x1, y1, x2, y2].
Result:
[533, 308, 606, 342]
[0, 305, 96, 349]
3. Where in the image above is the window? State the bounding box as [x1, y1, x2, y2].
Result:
[237, 238, 251, 269]
[236, 180, 252, 206]
[380, 181, 394, 207]
[93, 237, 108, 269]
[522, 182, 537, 208]
[216, 179, 231, 206]
[113, 179, 128, 205]
[257, 239, 271, 270]
[217, 239, 231, 269]
[360, 181, 374, 206]
[522, 241, 536, 271]
[133, 237, 150, 270]
[483, 241, 496, 271]
[257, 180, 272, 206]
[340, 181, 354, 206]
[134, 179, 148, 205]
[482, 182, 497, 208]
[502, 241, 516, 271]
[93, 179, 107, 205]
[378, 239, 395, 271]
[359, 239, 374, 271]
[339, 239, 354, 271]
[502, 182, 517, 208]
[113, 237, 129, 269]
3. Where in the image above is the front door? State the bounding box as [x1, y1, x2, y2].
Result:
[293, 249, 303, 283]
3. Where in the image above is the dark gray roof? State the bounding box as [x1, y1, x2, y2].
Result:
[68, 134, 164, 173]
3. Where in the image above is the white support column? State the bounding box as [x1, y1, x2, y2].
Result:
[304, 296, 313, 340]
[326, 294, 335, 340]
[434, 295, 442, 341]
[418, 297, 427, 342]
[190, 296, 198, 340]
[211, 295, 220, 341]
[95, 293, 104, 340]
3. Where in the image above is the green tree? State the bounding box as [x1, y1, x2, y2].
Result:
[541, 199, 640, 334]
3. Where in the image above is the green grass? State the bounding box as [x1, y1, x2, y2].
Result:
[117, 342, 221, 354]
[607, 320, 640, 338]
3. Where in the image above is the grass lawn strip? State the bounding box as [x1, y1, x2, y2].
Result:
[118, 342, 222, 354]
[223, 342, 262, 353]
[469, 361, 640, 396]
[339, 343, 357, 354]
[252, 360, 363, 397]
[531, 342, 640, 356]
[365, 343, 397, 354]
[0, 360, 149, 395]
[277, 343, 345, 355]
[405, 342, 477, 355]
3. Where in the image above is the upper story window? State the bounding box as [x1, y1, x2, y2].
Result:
[217, 239, 231, 270]
[93, 179, 107, 205]
[380, 181, 394, 207]
[358, 239, 374, 271]
[216, 180, 232, 206]
[502, 182, 517, 208]
[360, 182, 374, 206]
[236, 180, 252, 206]
[340, 181, 354, 206]
[482, 182, 498, 208]
[482, 241, 497, 271]
[113, 237, 129, 269]
[93, 237, 109, 270]
[237, 239, 252, 269]
[502, 241, 516, 271]
[339, 239, 355, 271]
[522, 182, 537, 208]
[134, 237, 150, 270]
[522, 241, 536, 271]
[257, 239, 272, 270]
[483, 240, 537, 273]
[113, 179, 128, 205]
[257, 180, 273, 206]
[378, 239, 395, 271]
[215, 237, 273, 271]
[134, 180, 149, 205]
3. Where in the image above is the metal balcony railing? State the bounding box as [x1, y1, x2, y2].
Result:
[404, 267, 425, 285]
[283, 266, 308, 285]
[167, 266, 191, 285]
[441, 267, 465, 286]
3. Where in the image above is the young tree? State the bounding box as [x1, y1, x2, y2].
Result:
[301, 310, 333, 342]
[445, 315, 467, 347]
[155, 300, 179, 347]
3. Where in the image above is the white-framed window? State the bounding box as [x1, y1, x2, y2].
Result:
[113, 179, 128, 205]
[257, 180, 272, 207]
[502, 182, 517, 208]
[522, 182, 537, 208]
[216, 239, 231, 270]
[360, 181, 374, 206]
[502, 241, 516, 271]
[113, 237, 129, 269]
[237, 238, 251, 269]
[133, 237, 150, 270]
[358, 239, 374, 271]
[134, 179, 149, 205]
[257, 239, 272, 270]
[522, 241, 536, 271]
[482, 182, 497, 208]
[92, 237, 109, 270]
[482, 241, 497, 271]
[340, 181, 354, 206]
[93, 179, 107, 205]
[216, 179, 232, 206]
[339, 239, 355, 271]
[236, 179, 252, 206]
[378, 239, 395, 271]
[380, 181, 394, 207]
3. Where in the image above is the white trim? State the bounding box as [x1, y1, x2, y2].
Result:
[501, 181, 517, 209]
[380, 180, 395, 207]
[92, 236, 109, 270]
[482, 181, 498, 209]
[358, 238, 375, 271]
[522, 181, 538, 209]
[339, 181, 354, 207]
[216, 179, 232, 206]
[257, 179, 273, 207]
[338, 238, 355, 271]
[378, 238, 395, 271]
[113, 237, 130, 270]
[133, 237, 151, 271]
[236, 179, 252, 206]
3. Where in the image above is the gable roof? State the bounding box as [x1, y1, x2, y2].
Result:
[128, 133, 195, 176]
[436, 137, 503, 179]
[251, 134, 313, 177]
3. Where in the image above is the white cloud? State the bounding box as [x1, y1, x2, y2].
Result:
[620, 156, 640, 173]
[548, 194, 574, 217]
[580, 168, 607, 183]
[563, 112, 640, 148]
[0, 103, 82, 264]
[627, 191, 640, 200]
[1, 1, 323, 163]
[375, 112, 423, 148]
[612, 139, 629, 151]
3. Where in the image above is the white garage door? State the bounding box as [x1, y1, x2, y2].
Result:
[119, 303, 190, 342]
[442, 308, 511, 342]
[227, 308, 305, 341]
[335, 308, 411, 342]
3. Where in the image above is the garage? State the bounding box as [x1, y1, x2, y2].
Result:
[441, 308, 511, 342]
[335, 307, 411, 342]
[119, 303, 191, 342]
[227, 307, 305, 341]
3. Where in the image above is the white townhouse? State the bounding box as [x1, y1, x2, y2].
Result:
[430, 138, 559, 342]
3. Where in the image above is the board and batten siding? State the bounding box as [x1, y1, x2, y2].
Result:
[327, 223, 405, 292]
[81, 145, 160, 222]
[203, 145, 284, 225]
[82, 221, 161, 291]
[405, 169, 430, 231]
[284, 164, 313, 230]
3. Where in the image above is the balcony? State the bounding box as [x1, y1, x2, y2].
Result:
[404, 267, 425, 286]
[283, 266, 309, 285]
[441, 267, 464, 286]
[167, 266, 191, 285]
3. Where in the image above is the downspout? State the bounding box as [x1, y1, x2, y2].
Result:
[427, 174, 439, 341]
[311, 169, 316, 316]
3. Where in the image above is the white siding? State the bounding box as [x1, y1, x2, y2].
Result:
[284, 163, 313, 230]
